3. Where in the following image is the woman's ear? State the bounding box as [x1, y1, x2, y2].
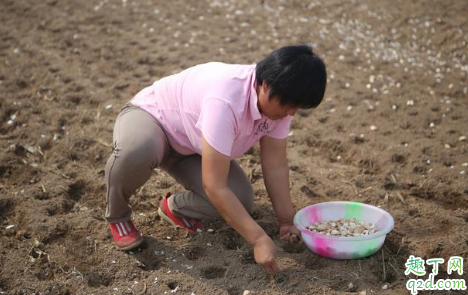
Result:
[261, 80, 269, 96]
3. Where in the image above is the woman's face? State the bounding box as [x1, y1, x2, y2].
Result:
[257, 81, 298, 120]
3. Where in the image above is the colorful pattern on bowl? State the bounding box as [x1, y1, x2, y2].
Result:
[294, 201, 394, 259]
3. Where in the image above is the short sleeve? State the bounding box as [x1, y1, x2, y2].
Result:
[267, 116, 292, 139]
[196, 99, 237, 156]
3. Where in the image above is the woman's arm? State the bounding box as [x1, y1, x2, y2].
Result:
[259, 136, 300, 242]
[201, 136, 281, 274]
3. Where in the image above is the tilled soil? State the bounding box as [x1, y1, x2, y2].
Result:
[1, 0, 467, 294]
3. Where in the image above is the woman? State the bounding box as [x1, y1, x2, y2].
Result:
[104, 44, 327, 274]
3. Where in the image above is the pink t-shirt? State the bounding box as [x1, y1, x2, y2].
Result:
[130, 62, 291, 159]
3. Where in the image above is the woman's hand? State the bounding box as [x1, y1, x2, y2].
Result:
[253, 234, 281, 274]
[279, 224, 301, 243]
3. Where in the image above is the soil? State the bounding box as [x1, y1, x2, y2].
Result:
[1, 0, 467, 294]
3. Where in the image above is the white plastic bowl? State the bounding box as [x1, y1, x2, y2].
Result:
[294, 201, 394, 259]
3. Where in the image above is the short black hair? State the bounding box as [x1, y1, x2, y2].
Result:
[256, 44, 327, 109]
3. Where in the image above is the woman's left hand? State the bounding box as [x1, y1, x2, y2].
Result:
[279, 224, 301, 243]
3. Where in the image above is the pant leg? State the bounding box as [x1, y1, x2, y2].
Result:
[164, 154, 254, 220]
[105, 105, 170, 222]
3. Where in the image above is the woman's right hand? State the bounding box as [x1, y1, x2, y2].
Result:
[253, 234, 281, 274]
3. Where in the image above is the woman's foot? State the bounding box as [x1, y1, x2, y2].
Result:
[158, 194, 203, 232]
[108, 220, 143, 250]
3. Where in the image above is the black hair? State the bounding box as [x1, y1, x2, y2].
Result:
[256, 44, 327, 109]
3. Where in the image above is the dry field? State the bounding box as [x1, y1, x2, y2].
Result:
[1, 0, 467, 294]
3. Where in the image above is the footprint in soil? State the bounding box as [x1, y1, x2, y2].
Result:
[300, 185, 317, 198]
[86, 271, 113, 287]
[133, 247, 160, 270]
[274, 272, 289, 285]
[167, 281, 179, 290]
[66, 179, 87, 202]
[0, 278, 7, 292]
[0, 164, 12, 179]
[304, 254, 332, 270]
[183, 245, 206, 261]
[256, 220, 278, 237]
[240, 250, 255, 264]
[33, 264, 54, 281]
[358, 158, 381, 174]
[280, 241, 305, 254]
[390, 153, 406, 164]
[227, 286, 242, 295]
[45, 198, 75, 216]
[201, 266, 226, 279]
[32, 187, 50, 200]
[0, 198, 14, 223]
[220, 229, 246, 250]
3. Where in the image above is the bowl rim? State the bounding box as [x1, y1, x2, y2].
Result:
[294, 201, 395, 242]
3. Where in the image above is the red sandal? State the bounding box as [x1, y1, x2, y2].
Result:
[158, 194, 203, 233]
[108, 220, 143, 250]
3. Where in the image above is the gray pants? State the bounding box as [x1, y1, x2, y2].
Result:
[105, 105, 254, 223]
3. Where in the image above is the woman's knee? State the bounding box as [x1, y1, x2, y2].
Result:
[117, 140, 154, 167]
[228, 162, 255, 213]
[113, 107, 168, 169]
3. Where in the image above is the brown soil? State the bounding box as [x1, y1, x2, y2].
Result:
[1, 0, 467, 294]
